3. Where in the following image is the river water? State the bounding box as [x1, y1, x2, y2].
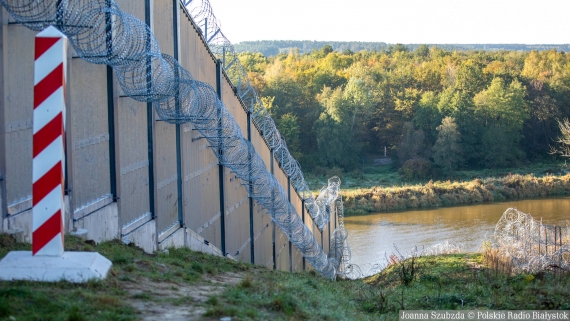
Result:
[343, 197, 570, 269]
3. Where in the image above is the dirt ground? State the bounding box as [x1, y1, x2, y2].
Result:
[121, 272, 244, 321]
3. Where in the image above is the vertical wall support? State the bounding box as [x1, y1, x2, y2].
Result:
[301, 199, 306, 271]
[173, 0, 183, 227]
[247, 111, 254, 264]
[105, 0, 116, 201]
[270, 148, 276, 270]
[287, 177, 292, 272]
[0, 11, 6, 220]
[216, 60, 226, 256]
[32, 27, 67, 256]
[145, 0, 156, 223]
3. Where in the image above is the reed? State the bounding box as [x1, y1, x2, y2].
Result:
[343, 173, 570, 215]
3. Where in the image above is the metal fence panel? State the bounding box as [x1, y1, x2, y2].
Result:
[155, 121, 179, 235]
[181, 123, 221, 249]
[180, 7, 217, 89]
[275, 226, 289, 271]
[179, 10, 222, 250]
[3, 24, 35, 215]
[291, 188, 304, 271]
[116, 0, 145, 20]
[69, 58, 111, 219]
[224, 169, 250, 260]
[251, 125, 270, 171]
[152, 0, 179, 236]
[116, 97, 151, 231]
[253, 200, 273, 268]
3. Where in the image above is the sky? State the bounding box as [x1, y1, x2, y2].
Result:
[204, 0, 570, 44]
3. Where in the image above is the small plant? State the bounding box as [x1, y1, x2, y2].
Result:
[389, 245, 423, 286]
[238, 274, 253, 288]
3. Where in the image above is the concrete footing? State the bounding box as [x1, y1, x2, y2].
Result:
[73, 202, 119, 243]
[158, 227, 184, 250]
[185, 228, 224, 257]
[0, 251, 112, 282]
[122, 219, 157, 253]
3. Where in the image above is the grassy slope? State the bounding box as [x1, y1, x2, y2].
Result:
[1, 234, 569, 320]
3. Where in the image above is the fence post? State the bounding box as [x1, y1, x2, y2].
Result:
[270, 148, 276, 270]
[173, 0, 183, 228]
[32, 26, 67, 256]
[0, 11, 6, 222]
[247, 110, 254, 264]
[287, 176, 292, 272]
[301, 199, 306, 271]
[105, 0, 117, 202]
[145, 0, 156, 230]
[216, 60, 226, 256]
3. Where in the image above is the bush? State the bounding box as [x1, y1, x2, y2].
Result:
[398, 158, 433, 180]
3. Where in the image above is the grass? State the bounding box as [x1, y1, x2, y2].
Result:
[1, 234, 569, 320]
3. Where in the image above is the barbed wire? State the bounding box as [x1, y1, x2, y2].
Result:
[0, 0, 345, 279]
[183, 0, 331, 229]
[494, 208, 570, 273]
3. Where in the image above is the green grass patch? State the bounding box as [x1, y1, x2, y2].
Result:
[2, 234, 569, 320]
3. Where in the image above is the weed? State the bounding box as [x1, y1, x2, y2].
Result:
[238, 274, 253, 288]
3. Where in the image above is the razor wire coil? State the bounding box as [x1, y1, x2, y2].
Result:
[1, 0, 350, 279]
[494, 208, 570, 274]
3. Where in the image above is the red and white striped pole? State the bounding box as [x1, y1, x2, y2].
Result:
[32, 26, 67, 256]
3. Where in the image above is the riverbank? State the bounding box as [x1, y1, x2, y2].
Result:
[1, 234, 569, 320]
[342, 173, 570, 216]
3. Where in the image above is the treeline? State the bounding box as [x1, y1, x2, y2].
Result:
[234, 40, 570, 57]
[239, 45, 570, 177]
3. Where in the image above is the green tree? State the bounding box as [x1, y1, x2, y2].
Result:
[277, 113, 302, 160]
[432, 117, 463, 173]
[474, 78, 529, 167]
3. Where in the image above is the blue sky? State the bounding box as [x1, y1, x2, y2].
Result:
[205, 0, 570, 44]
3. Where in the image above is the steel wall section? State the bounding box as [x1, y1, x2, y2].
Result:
[275, 226, 289, 271]
[222, 74, 247, 138]
[153, 0, 179, 235]
[179, 10, 221, 250]
[251, 125, 270, 171]
[115, 98, 152, 231]
[68, 57, 112, 219]
[113, 0, 152, 232]
[1, 21, 35, 215]
[273, 164, 290, 271]
[253, 200, 272, 268]
[221, 80, 251, 261]
[291, 189, 303, 271]
[116, 0, 146, 22]
[179, 7, 217, 88]
[181, 123, 221, 249]
[154, 121, 179, 235]
[223, 170, 250, 261]
[0, 9, 5, 220]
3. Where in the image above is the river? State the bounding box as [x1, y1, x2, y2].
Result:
[343, 197, 570, 271]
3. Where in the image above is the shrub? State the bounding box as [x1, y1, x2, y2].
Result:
[398, 158, 433, 180]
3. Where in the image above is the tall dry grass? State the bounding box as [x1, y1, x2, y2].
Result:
[343, 173, 570, 215]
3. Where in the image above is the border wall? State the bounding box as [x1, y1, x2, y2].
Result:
[0, 0, 331, 272]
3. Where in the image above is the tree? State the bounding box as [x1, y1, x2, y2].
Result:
[432, 117, 463, 173]
[474, 78, 529, 167]
[550, 118, 570, 157]
[397, 122, 428, 163]
[277, 113, 302, 160]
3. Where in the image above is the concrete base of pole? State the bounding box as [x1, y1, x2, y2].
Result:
[0, 251, 112, 282]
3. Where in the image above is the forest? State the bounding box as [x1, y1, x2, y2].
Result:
[238, 44, 570, 178]
[234, 40, 570, 58]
